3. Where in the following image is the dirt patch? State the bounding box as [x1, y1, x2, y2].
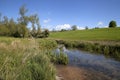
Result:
[56, 65, 111, 80]
[56, 65, 88, 80]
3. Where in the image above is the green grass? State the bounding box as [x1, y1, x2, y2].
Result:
[0, 37, 69, 80]
[0, 38, 56, 80]
[50, 28, 120, 41]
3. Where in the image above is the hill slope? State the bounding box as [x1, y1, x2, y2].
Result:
[50, 28, 120, 41]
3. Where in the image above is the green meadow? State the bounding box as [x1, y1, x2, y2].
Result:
[50, 28, 120, 41]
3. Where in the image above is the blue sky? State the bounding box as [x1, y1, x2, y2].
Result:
[0, 0, 120, 30]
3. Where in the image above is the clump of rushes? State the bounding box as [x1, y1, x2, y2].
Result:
[45, 51, 69, 65]
[56, 52, 68, 65]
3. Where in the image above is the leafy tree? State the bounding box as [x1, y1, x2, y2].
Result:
[0, 13, 2, 23]
[18, 5, 29, 25]
[109, 20, 117, 28]
[85, 26, 88, 30]
[9, 18, 16, 36]
[61, 29, 66, 32]
[72, 25, 77, 30]
[29, 14, 37, 37]
[0, 25, 9, 36]
[17, 5, 29, 37]
[29, 14, 41, 38]
[0, 5, 50, 38]
[36, 16, 41, 35]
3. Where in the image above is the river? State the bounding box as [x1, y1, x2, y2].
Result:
[55, 46, 120, 80]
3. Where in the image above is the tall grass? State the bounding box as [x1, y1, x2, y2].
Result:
[0, 38, 56, 80]
[37, 39, 69, 65]
[0, 37, 69, 80]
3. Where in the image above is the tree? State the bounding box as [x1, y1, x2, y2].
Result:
[85, 26, 88, 30]
[72, 25, 77, 30]
[3, 16, 9, 25]
[109, 20, 117, 28]
[18, 5, 29, 37]
[0, 13, 2, 23]
[18, 5, 29, 25]
[29, 14, 37, 37]
[9, 18, 16, 36]
[36, 16, 41, 35]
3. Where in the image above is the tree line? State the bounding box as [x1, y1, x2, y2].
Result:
[0, 5, 49, 38]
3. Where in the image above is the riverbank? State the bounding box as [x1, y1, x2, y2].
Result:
[56, 39, 120, 61]
[56, 65, 112, 80]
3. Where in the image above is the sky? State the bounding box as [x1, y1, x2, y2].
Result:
[0, 0, 120, 30]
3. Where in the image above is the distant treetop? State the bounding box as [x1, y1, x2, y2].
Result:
[109, 20, 117, 28]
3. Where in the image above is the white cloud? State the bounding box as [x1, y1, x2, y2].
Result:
[103, 26, 108, 28]
[55, 24, 71, 30]
[55, 24, 85, 31]
[43, 19, 51, 23]
[97, 21, 103, 27]
[77, 26, 85, 30]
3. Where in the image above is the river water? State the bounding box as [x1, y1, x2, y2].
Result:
[55, 46, 120, 80]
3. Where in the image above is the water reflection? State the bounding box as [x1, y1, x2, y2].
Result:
[55, 46, 120, 80]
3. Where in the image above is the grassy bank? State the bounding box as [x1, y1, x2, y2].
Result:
[50, 28, 120, 41]
[56, 40, 120, 61]
[0, 37, 68, 80]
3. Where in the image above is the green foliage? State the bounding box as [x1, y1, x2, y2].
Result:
[85, 26, 88, 30]
[36, 29, 50, 38]
[0, 24, 10, 36]
[43, 29, 50, 37]
[0, 5, 50, 38]
[18, 5, 29, 26]
[109, 20, 117, 28]
[71, 25, 77, 30]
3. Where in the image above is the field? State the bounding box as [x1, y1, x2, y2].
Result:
[50, 28, 120, 41]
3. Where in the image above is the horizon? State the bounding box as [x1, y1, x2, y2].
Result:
[0, 0, 120, 30]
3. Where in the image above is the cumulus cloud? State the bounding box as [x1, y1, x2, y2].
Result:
[43, 19, 51, 23]
[55, 24, 71, 30]
[97, 21, 103, 27]
[103, 26, 108, 28]
[77, 26, 85, 30]
[55, 24, 85, 31]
